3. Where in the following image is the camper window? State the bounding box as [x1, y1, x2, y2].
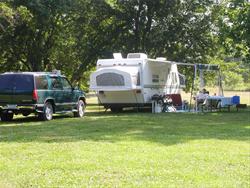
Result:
[96, 73, 125, 86]
[152, 75, 159, 83]
[178, 73, 185, 86]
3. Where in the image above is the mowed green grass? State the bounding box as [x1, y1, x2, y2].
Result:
[0, 106, 249, 187]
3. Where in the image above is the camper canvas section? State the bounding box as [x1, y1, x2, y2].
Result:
[89, 57, 145, 109]
[90, 58, 143, 91]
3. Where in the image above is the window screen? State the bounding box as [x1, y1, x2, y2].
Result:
[152, 74, 159, 83]
[96, 73, 125, 86]
[178, 73, 186, 86]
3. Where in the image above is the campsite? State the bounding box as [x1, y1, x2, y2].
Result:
[1, 0, 250, 187]
[0, 94, 249, 187]
[0, 53, 249, 187]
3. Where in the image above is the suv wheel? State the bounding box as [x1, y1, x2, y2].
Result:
[39, 102, 53, 121]
[74, 100, 85, 118]
[0, 113, 14, 121]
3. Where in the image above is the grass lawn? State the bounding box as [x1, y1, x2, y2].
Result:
[0, 106, 250, 187]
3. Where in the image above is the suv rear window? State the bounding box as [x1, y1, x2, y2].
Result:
[0, 74, 34, 90]
[35, 76, 48, 89]
[0, 74, 14, 90]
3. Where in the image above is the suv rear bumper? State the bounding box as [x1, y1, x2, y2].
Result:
[0, 104, 44, 114]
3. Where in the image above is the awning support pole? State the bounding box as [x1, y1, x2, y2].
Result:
[189, 64, 197, 112]
[218, 69, 224, 96]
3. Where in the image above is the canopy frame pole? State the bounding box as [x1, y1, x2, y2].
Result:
[218, 69, 224, 96]
[189, 64, 197, 112]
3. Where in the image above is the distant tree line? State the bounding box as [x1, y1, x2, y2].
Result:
[0, 0, 249, 90]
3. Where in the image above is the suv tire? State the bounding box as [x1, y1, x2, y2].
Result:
[74, 100, 85, 118]
[39, 102, 53, 121]
[0, 113, 14, 121]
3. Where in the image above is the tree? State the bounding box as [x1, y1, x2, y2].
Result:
[215, 0, 250, 63]
[70, 0, 217, 86]
[0, 2, 33, 71]
[2, 0, 247, 91]
[0, 0, 74, 72]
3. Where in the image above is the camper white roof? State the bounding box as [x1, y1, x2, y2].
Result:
[156, 57, 167, 61]
[113, 53, 123, 59]
[127, 53, 147, 59]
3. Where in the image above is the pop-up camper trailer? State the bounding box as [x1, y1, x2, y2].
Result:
[90, 53, 185, 112]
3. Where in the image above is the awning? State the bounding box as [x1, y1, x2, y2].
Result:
[197, 64, 219, 71]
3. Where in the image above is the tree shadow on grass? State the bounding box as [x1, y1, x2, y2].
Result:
[0, 109, 249, 146]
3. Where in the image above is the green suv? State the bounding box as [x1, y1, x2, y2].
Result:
[0, 72, 86, 121]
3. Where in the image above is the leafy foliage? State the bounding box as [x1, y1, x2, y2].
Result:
[215, 0, 250, 62]
[0, 0, 249, 90]
[208, 58, 249, 90]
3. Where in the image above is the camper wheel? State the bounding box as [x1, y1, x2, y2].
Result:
[110, 107, 123, 113]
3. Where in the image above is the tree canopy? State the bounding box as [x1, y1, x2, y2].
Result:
[0, 0, 249, 90]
